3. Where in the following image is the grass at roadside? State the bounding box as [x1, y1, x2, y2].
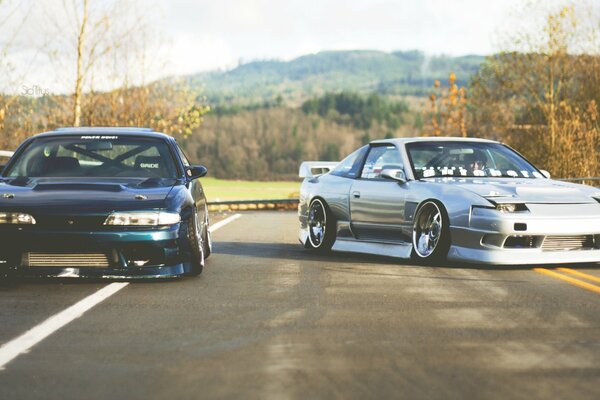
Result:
[201, 177, 301, 202]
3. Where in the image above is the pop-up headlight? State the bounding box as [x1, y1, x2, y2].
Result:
[496, 203, 529, 213]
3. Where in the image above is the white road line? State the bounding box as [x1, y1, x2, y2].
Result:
[0, 282, 128, 370]
[209, 213, 242, 233]
[0, 213, 242, 370]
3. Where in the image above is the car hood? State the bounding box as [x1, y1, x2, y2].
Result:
[424, 177, 600, 204]
[0, 177, 178, 213]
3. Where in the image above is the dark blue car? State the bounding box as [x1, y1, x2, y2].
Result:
[0, 127, 211, 279]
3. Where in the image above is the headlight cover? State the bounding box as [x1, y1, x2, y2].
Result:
[496, 203, 529, 213]
[0, 212, 36, 224]
[103, 211, 181, 226]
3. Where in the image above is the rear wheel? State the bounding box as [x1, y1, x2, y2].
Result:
[187, 210, 205, 275]
[306, 198, 336, 252]
[412, 201, 450, 263]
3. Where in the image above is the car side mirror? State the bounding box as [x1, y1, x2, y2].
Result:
[381, 169, 407, 184]
[187, 165, 207, 180]
[540, 170, 551, 179]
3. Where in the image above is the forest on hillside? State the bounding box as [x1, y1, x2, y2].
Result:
[179, 93, 419, 180]
[188, 50, 483, 106]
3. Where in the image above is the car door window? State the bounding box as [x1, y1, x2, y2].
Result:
[360, 145, 403, 180]
[174, 144, 191, 167]
[331, 146, 368, 179]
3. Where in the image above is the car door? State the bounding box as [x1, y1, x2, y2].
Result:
[349, 144, 410, 243]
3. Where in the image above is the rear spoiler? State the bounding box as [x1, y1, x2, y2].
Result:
[0, 150, 14, 158]
[299, 161, 339, 178]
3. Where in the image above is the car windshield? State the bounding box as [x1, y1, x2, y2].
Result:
[4, 136, 179, 178]
[406, 141, 542, 179]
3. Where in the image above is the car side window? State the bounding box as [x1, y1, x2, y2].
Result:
[331, 146, 368, 179]
[174, 143, 191, 167]
[360, 145, 403, 180]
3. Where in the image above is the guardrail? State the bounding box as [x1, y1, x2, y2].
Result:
[207, 198, 299, 212]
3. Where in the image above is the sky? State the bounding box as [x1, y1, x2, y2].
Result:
[1, 0, 531, 93]
[160, 0, 523, 76]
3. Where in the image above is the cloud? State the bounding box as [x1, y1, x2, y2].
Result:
[1, 0, 527, 92]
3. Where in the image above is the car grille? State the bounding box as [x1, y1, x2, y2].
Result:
[33, 215, 107, 229]
[541, 235, 595, 251]
[24, 252, 111, 268]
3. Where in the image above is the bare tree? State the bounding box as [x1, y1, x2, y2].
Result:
[40, 0, 141, 126]
[72, 0, 88, 126]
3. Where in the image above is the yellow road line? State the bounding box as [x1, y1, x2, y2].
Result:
[557, 268, 600, 284]
[533, 268, 600, 295]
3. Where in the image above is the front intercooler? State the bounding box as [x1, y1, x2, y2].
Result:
[22, 252, 112, 268]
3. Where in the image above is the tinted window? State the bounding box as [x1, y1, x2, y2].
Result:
[331, 146, 368, 178]
[6, 136, 178, 178]
[406, 141, 541, 179]
[175, 143, 191, 167]
[360, 145, 403, 180]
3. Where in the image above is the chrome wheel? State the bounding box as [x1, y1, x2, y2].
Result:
[195, 213, 203, 251]
[413, 201, 443, 258]
[308, 199, 327, 248]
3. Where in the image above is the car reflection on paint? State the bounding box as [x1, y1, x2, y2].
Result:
[298, 137, 600, 265]
[0, 127, 211, 279]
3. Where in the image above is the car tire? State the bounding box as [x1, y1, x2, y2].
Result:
[201, 210, 212, 259]
[187, 210, 205, 275]
[412, 200, 450, 263]
[306, 198, 336, 252]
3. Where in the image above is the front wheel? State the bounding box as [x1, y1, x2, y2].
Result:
[306, 198, 336, 251]
[201, 209, 212, 259]
[412, 201, 450, 263]
[186, 210, 205, 275]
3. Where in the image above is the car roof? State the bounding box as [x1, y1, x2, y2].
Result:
[31, 127, 174, 141]
[371, 136, 499, 146]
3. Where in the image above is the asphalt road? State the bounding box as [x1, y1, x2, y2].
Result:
[1, 211, 600, 400]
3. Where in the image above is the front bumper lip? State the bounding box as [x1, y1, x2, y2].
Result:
[10, 264, 187, 279]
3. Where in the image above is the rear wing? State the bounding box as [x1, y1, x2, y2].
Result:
[299, 161, 339, 178]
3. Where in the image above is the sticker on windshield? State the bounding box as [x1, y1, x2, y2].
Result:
[423, 169, 435, 178]
[80, 136, 119, 139]
[140, 163, 159, 169]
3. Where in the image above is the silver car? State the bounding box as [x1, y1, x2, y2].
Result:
[298, 137, 600, 265]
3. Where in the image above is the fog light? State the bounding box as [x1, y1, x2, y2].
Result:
[132, 260, 150, 267]
[504, 235, 536, 248]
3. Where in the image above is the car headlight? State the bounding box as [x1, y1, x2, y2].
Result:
[0, 212, 36, 224]
[496, 203, 528, 212]
[103, 211, 181, 226]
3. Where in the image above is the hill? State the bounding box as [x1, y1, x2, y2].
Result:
[186, 50, 484, 105]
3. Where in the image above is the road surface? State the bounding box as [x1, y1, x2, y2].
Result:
[1, 211, 600, 399]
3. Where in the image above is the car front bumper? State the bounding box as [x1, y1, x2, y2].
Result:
[448, 204, 600, 265]
[0, 223, 195, 278]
